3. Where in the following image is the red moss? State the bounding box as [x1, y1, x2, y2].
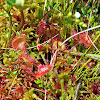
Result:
[21, 65, 34, 76]
[15, 85, 24, 94]
[92, 81, 100, 95]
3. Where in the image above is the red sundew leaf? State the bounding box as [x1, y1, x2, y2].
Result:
[72, 28, 79, 41]
[36, 21, 49, 35]
[34, 64, 53, 78]
[37, 64, 43, 69]
[22, 31, 25, 35]
[21, 65, 34, 76]
[52, 39, 66, 51]
[80, 33, 92, 47]
[19, 54, 35, 64]
[37, 44, 43, 51]
[11, 35, 27, 52]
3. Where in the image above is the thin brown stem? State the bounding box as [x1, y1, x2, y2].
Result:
[84, 0, 90, 8]
[18, 10, 24, 31]
[73, 78, 82, 100]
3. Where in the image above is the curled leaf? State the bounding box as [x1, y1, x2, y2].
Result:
[11, 35, 27, 52]
[34, 64, 53, 78]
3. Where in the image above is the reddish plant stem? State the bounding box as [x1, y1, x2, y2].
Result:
[54, 70, 61, 88]
[18, 10, 24, 31]
[73, 78, 82, 100]
[47, 50, 49, 64]
[41, 9, 53, 21]
[66, 42, 81, 59]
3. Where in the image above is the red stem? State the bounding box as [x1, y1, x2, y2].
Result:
[66, 42, 81, 59]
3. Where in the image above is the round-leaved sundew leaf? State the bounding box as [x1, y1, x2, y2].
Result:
[80, 33, 92, 47]
[36, 21, 49, 35]
[72, 28, 79, 41]
[34, 64, 53, 78]
[11, 35, 27, 52]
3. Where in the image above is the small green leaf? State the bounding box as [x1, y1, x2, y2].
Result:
[90, 16, 94, 22]
[82, 23, 87, 27]
[87, 8, 91, 14]
[75, 18, 80, 23]
[11, 71, 17, 75]
[96, 31, 100, 35]
[52, 91, 56, 94]
[34, 78, 41, 84]
[6, 75, 11, 78]
[79, 22, 84, 26]
[39, 84, 43, 88]
[67, 12, 72, 17]
[0, 11, 8, 17]
[81, 9, 86, 15]
[49, 85, 52, 90]
[39, 9, 43, 18]
[57, 89, 61, 93]
[8, 71, 11, 75]
[45, 7, 48, 13]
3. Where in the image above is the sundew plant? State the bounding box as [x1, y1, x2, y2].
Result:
[0, 0, 100, 100]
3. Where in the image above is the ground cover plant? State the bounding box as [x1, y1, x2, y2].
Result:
[0, 0, 100, 100]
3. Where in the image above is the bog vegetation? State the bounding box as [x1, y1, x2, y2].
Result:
[0, 0, 100, 100]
